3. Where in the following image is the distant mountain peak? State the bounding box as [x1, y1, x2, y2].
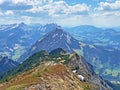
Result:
[9, 22, 27, 30]
[36, 26, 80, 52]
[18, 22, 26, 27]
[18, 26, 81, 62]
[56, 25, 62, 29]
[45, 23, 57, 26]
[40, 23, 58, 33]
[52, 27, 73, 44]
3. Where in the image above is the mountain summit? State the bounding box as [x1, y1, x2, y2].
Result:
[18, 26, 81, 62]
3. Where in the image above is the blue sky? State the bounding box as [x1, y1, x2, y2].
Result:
[0, 0, 120, 27]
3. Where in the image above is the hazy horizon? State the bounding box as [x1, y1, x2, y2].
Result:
[0, 0, 120, 27]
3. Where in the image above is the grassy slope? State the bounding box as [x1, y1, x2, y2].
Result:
[0, 50, 71, 83]
[0, 62, 98, 90]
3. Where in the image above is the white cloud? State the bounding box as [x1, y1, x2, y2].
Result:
[0, 0, 4, 4]
[12, 0, 53, 5]
[0, 0, 120, 27]
[27, 1, 90, 17]
[27, 6, 44, 13]
[5, 10, 14, 15]
[94, 0, 120, 18]
[56, 13, 120, 27]
[21, 16, 32, 24]
[0, 11, 3, 16]
[12, 0, 25, 4]
[96, 0, 120, 11]
[106, 0, 115, 2]
[0, 10, 14, 16]
[67, 4, 90, 14]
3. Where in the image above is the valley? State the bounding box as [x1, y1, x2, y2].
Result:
[0, 0, 120, 90]
[0, 23, 120, 90]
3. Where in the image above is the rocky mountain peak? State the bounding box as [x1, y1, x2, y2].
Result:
[18, 22, 26, 27]
[18, 26, 81, 62]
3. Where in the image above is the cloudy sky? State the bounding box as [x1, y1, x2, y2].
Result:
[0, 0, 120, 27]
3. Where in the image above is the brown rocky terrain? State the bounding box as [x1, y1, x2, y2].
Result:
[0, 62, 99, 90]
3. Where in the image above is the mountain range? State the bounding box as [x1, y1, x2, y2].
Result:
[16, 24, 120, 82]
[0, 23, 120, 89]
[66, 25, 120, 49]
[0, 23, 41, 60]
[0, 23, 57, 61]
[65, 25, 120, 81]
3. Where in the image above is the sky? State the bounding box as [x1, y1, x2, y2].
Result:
[0, 0, 120, 27]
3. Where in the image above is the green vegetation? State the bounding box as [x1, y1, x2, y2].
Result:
[0, 50, 46, 83]
[0, 49, 102, 90]
[84, 84, 91, 90]
[0, 52, 10, 57]
[50, 55, 70, 64]
[6, 85, 25, 90]
[102, 67, 120, 77]
[49, 48, 66, 55]
[0, 50, 70, 83]
[12, 47, 25, 61]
